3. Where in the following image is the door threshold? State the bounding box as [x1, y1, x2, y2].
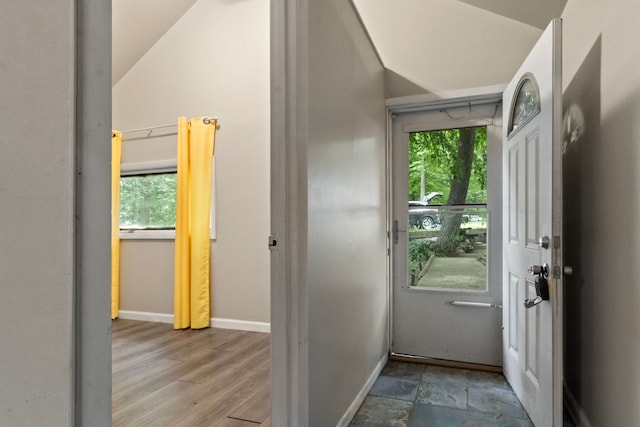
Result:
[390, 352, 502, 373]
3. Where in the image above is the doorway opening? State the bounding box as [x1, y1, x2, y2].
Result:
[390, 100, 503, 367]
[110, 0, 271, 424]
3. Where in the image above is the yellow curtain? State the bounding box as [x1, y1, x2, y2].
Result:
[174, 117, 217, 329]
[111, 131, 122, 319]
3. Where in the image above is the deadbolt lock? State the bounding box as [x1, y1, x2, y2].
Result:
[528, 263, 548, 277]
[538, 235, 550, 249]
[525, 263, 550, 308]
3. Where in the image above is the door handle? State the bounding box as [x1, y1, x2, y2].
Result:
[524, 297, 544, 308]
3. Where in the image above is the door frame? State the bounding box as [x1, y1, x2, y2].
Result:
[386, 89, 505, 364]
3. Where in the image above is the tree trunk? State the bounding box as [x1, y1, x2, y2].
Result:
[436, 127, 476, 255]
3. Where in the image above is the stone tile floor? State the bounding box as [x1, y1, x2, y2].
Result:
[350, 361, 534, 427]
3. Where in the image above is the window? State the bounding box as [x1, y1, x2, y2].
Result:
[407, 126, 488, 291]
[120, 172, 177, 230]
[118, 159, 217, 240]
[508, 74, 541, 137]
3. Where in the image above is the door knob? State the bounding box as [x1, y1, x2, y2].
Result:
[563, 266, 573, 276]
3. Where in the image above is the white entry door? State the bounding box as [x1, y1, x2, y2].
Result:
[502, 19, 563, 426]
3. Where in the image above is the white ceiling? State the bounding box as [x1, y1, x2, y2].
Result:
[456, 0, 567, 29]
[112, 0, 197, 85]
[112, 0, 566, 95]
[353, 0, 566, 97]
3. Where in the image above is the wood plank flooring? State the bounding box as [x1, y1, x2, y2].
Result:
[112, 319, 271, 426]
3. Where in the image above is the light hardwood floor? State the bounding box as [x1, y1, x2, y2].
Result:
[112, 319, 270, 426]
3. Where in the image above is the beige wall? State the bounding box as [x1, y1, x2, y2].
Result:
[113, 0, 270, 324]
[307, 1, 388, 425]
[562, 0, 640, 425]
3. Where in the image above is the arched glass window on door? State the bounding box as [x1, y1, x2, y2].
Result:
[508, 74, 541, 137]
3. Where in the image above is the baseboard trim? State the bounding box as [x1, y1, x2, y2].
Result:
[118, 310, 174, 324]
[210, 317, 271, 333]
[117, 310, 270, 333]
[337, 353, 389, 427]
[564, 382, 592, 427]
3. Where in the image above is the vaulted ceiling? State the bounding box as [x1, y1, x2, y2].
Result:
[112, 0, 196, 84]
[353, 0, 567, 97]
[112, 0, 566, 96]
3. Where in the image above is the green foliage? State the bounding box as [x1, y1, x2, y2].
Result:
[409, 235, 476, 268]
[409, 238, 434, 266]
[120, 173, 177, 229]
[431, 234, 462, 257]
[423, 234, 475, 257]
[408, 126, 487, 203]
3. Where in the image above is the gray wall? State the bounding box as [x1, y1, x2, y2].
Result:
[0, 1, 111, 425]
[307, 1, 388, 425]
[562, 0, 640, 425]
[0, 3, 75, 424]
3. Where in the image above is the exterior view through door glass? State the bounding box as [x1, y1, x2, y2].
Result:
[408, 127, 488, 292]
[392, 102, 503, 367]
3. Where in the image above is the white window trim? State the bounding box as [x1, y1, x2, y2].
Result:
[119, 229, 176, 240]
[119, 159, 217, 241]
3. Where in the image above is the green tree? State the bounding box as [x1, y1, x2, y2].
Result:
[436, 127, 477, 254]
[120, 173, 177, 229]
[408, 126, 487, 255]
[408, 127, 486, 204]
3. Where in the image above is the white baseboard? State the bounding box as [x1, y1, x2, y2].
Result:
[564, 382, 593, 427]
[210, 317, 271, 333]
[117, 310, 270, 333]
[118, 310, 174, 324]
[336, 353, 389, 427]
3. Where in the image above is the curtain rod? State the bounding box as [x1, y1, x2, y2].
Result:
[113, 117, 219, 140]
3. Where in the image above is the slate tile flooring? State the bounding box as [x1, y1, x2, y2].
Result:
[350, 361, 533, 427]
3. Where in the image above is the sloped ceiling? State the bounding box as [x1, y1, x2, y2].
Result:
[353, 0, 566, 98]
[112, 0, 197, 85]
[457, 0, 567, 29]
[112, 0, 566, 96]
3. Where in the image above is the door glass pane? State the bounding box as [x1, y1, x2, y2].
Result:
[408, 127, 488, 291]
[509, 76, 541, 136]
